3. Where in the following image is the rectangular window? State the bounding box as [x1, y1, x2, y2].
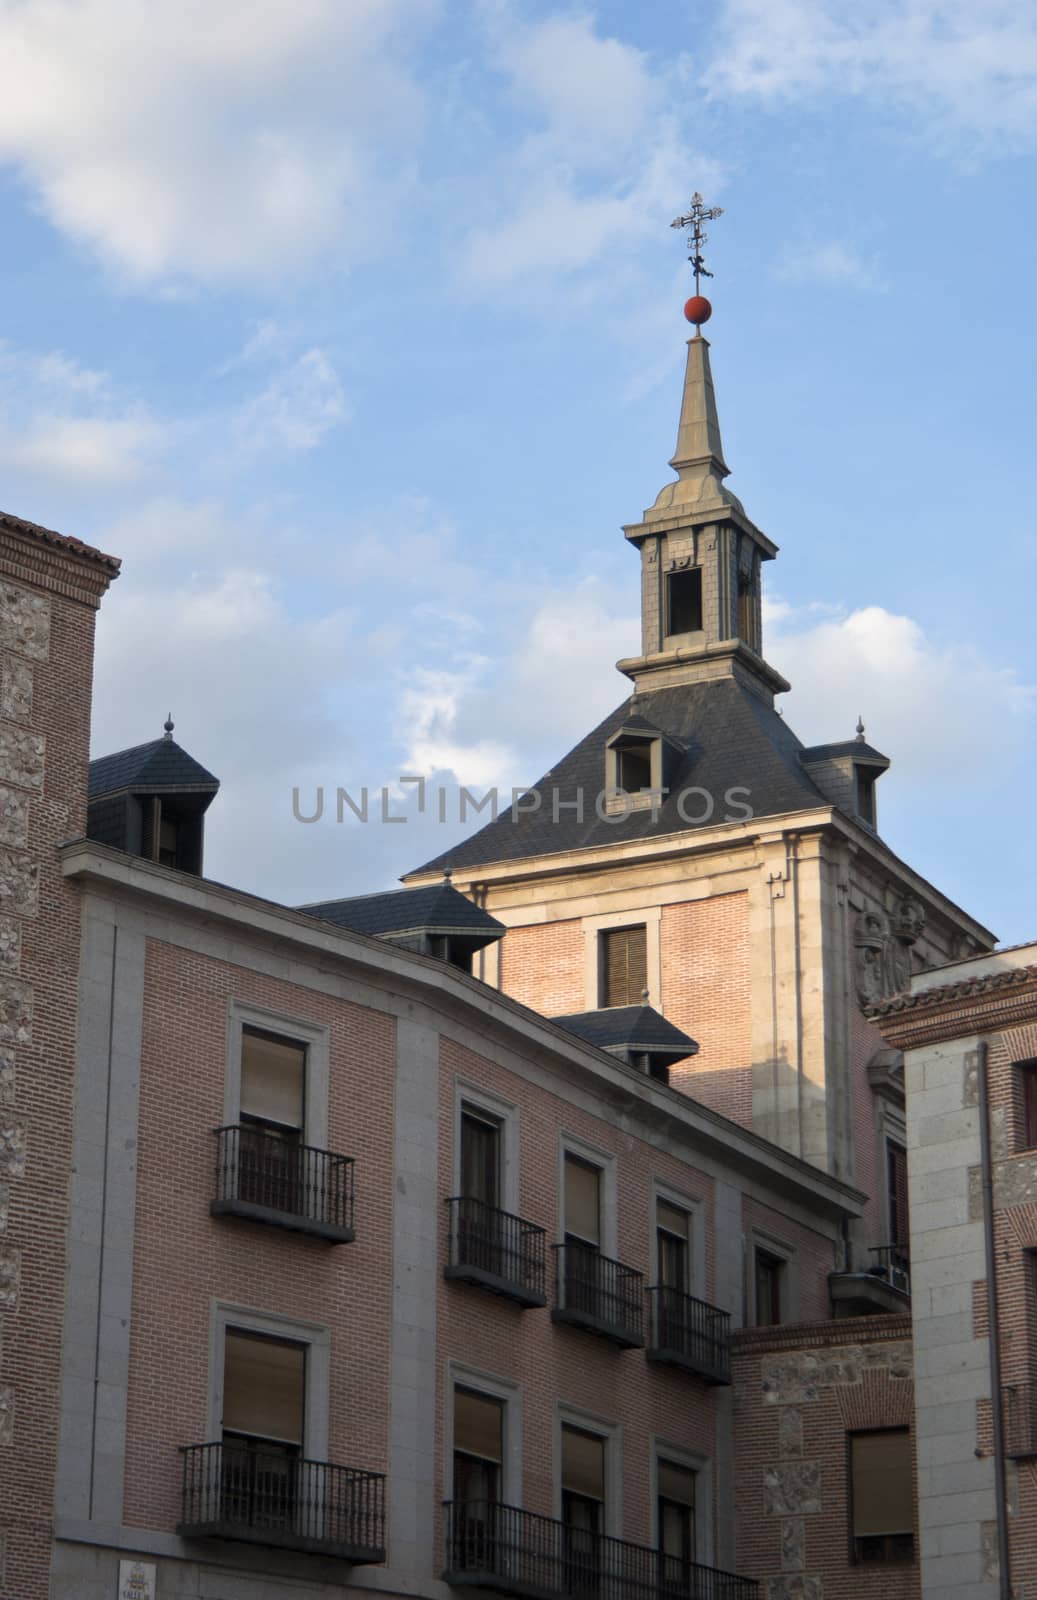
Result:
[886, 1142, 909, 1248]
[856, 771, 876, 827]
[737, 573, 753, 645]
[222, 1329, 306, 1532]
[460, 1107, 502, 1209]
[561, 1425, 605, 1535]
[564, 1155, 601, 1249]
[1019, 1062, 1037, 1151]
[656, 1201, 690, 1294]
[754, 1249, 783, 1327]
[658, 1458, 697, 1576]
[666, 569, 702, 636]
[453, 1388, 504, 1505]
[849, 1429, 914, 1564]
[600, 925, 647, 1008]
[158, 811, 179, 868]
[615, 741, 653, 795]
[240, 1027, 305, 1134]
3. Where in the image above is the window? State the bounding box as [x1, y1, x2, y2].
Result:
[856, 770, 876, 827]
[221, 1328, 306, 1530]
[158, 811, 179, 868]
[666, 569, 702, 636]
[849, 1430, 914, 1564]
[1019, 1061, 1037, 1151]
[600, 926, 647, 1008]
[460, 1107, 502, 1209]
[886, 1142, 909, 1248]
[656, 1201, 690, 1294]
[561, 1425, 606, 1536]
[453, 1388, 504, 1506]
[658, 1458, 697, 1579]
[753, 1248, 783, 1327]
[240, 1027, 305, 1136]
[565, 1154, 601, 1250]
[614, 740, 653, 795]
[737, 572, 753, 645]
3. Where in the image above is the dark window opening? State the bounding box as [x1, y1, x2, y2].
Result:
[886, 1142, 909, 1249]
[614, 740, 653, 795]
[856, 770, 876, 827]
[754, 1249, 783, 1327]
[600, 925, 647, 1008]
[737, 573, 753, 644]
[221, 1328, 305, 1532]
[561, 1425, 605, 1537]
[453, 1387, 504, 1506]
[849, 1429, 914, 1565]
[666, 569, 702, 636]
[1019, 1061, 1037, 1151]
[159, 812, 180, 868]
[656, 1201, 690, 1294]
[460, 1107, 502, 1209]
[658, 1458, 697, 1578]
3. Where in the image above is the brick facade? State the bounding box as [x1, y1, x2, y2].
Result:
[662, 892, 751, 1124]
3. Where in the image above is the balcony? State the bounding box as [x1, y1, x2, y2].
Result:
[1004, 1383, 1037, 1460]
[829, 1244, 910, 1318]
[210, 1124, 355, 1243]
[445, 1197, 547, 1308]
[550, 1242, 644, 1349]
[178, 1441, 385, 1561]
[443, 1501, 759, 1600]
[646, 1288, 731, 1385]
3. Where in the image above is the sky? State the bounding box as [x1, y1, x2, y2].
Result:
[1, 0, 1035, 942]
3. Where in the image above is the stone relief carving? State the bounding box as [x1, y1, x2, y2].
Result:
[854, 897, 926, 1004]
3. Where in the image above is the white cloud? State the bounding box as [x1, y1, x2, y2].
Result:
[232, 348, 349, 456]
[0, 0, 432, 288]
[710, 0, 1037, 152]
[0, 342, 162, 484]
[769, 601, 1035, 782]
[397, 667, 516, 789]
[774, 240, 885, 292]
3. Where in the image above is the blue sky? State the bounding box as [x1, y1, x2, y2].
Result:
[1, 0, 1035, 941]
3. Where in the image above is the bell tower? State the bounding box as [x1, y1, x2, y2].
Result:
[618, 198, 788, 704]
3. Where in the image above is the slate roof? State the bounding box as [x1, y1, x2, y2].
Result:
[88, 738, 220, 799]
[300, 882, 505, 946]
[411, 675, 832, 876]
[1, 508, 121, 573]
[800, 739, 889, 765]
[552, 1004, 698, 1063]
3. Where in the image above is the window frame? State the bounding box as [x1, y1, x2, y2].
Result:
[554, 1404, 622, 1538]
[665, 567, 703, 638]
[445, 1362, 523, 1509]
[224, 999, 330, 1150]
[650, 1439, 713, 1571]
[582, 908, 661, 1012]
[649, 1183, 706, 1301]
[558, 1135, 617, 1258]
[747, 1229, 798, 1327]
[847, 1427, 915, 1567]
[598, 923, 649, 1009]
[452, 1081, 519, 1215]
[1017, 1060, 1037, 1152]
[207, 1300, 330, 1463]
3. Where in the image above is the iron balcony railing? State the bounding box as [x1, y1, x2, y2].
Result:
[867, 1245, 910, 1297]
[445, 1196, 547, 1307]
[211, 1124, 355, 1242]
[1004, 1383, 1037, 1459]
[551, 1242, 644, 1348]
[444, 1501, 759, 1600]
[646, 1287, 731, 1385]
[178, 1440, 385, 1560]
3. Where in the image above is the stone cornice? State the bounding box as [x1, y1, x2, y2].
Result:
[59, 837, 866, 1221]
[868, 963, 1037, 1049]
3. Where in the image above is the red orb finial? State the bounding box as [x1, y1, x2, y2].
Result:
[684, 295, 712, 326]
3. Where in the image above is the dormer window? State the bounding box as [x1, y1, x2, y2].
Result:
[666, 568, 702, 636]
[615, 739, 653, 795]
[159, 811, 179, 868]
[856, 771, 876, 827]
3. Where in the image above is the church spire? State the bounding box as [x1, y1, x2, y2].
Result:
[617, 196, 787, 702]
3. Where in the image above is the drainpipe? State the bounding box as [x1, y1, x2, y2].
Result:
[977, 1040, 1012, 1599]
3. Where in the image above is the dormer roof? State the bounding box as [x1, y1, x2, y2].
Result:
[89, 737, 219, 800]
[300, 881, 505, 950]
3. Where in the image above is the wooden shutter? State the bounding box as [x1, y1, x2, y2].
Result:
[887, 1143, 909, 1248]
[223, 1331, 305, 1444]
[240, 1028, 305, 1130]
[602, 926, 647, 1007]
[851, 1431, 912, 1536]
[561, 1427, 605, 1499]
[460, 1109, 501, 1206]
[454, 1389, 503, 1463]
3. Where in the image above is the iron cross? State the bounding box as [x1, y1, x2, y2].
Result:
[670, 194, 724, 293]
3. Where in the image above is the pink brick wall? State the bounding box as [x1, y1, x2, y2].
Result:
[662, 895, 752, 1126]
[122, 942, 396, 1534]
[498, 920, 585, 1016]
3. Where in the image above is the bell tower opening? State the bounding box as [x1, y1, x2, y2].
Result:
[666, 568, 703, 637]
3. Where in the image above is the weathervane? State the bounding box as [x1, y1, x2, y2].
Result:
[670, 193, 724, 330]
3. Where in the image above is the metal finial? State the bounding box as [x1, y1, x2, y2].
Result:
[163, 713, 174, 741]
[670, 193, 724, 295]
[442, 867, 453, 884]
[855, 715, 866, 742]
[640, 987, 650, 1004]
